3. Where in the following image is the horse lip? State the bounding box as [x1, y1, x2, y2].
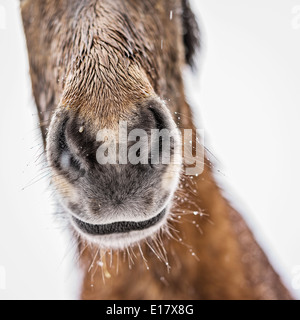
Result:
[72, 209, 167, 236]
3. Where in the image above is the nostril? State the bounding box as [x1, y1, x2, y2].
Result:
[148, 105, 168, 131]
[145, 99, 178, 168]
[50, 117, 88, 178]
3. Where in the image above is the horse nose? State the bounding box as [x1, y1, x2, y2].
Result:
[46, 98, 182, 226]
[94, 98, 178, 168]
[48, 98, 178, 178]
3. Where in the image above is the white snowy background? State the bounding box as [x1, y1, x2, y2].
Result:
[0, 0, 299, 299]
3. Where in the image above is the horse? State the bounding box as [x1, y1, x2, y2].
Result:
[20, 0, 292, 300]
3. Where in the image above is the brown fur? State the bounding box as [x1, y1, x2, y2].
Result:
[20, 0, 292, 300]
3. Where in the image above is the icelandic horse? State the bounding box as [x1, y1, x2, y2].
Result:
[20, 0, 292, 300]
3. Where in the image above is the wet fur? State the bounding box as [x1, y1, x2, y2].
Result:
[21, 0, 292, 299]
